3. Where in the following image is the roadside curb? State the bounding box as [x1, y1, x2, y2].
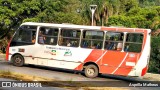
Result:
[144, 73, 160, 81]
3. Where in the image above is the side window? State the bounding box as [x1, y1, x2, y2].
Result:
[81, 30, 104, 49]
[38, 27, 58, 45]
[105, 32, 123, 51]
[58, 29, 80, 47]
[124, 33, 143, 52]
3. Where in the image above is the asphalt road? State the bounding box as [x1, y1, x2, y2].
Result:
[0, 57, 160, 90]
[0, 61, 128, 81]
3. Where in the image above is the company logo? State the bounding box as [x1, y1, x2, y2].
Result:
[2, 82, 11, 87]
[50, 50, 56, 55]
[1, 82, 42, 87]
[64, 50, 72, 56]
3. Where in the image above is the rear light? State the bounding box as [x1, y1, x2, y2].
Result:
[141, 66, 148, 76]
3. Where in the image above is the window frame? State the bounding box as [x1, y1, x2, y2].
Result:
[104, 31, 124, 51]
[58, 28, 81, 47]
[10, 25, 37, 46]
[124, 32, 144, 53]
[38, 26, 59, 45]
[81, 30, 104, 49]
[12, 25, 37, 43]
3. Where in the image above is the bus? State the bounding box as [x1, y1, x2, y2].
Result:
[6, 22, 151, 78]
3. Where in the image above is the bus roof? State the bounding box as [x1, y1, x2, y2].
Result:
[21, 22, 101, 30]
[21, 22, 151, 32]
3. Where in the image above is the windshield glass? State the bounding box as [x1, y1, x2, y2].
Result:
[12, 25, 37, 43]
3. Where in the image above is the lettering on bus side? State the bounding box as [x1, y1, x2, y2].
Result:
[45, 46, 72, 56]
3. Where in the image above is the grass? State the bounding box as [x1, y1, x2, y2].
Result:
[0, 70, 54, 81]
[0, 70, 129, 90]
[0, 53, 5, 58]
[2, 54, 5, 58]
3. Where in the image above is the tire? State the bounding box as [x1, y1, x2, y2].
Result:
[12, 54, 24, 67]
[84, 64, 98, 78]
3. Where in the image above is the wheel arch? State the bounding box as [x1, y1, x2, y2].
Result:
[83, 61, 99, 72]
[11, 53, 25, 63]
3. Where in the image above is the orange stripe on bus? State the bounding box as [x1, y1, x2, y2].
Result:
[74, 49, 103, 70]
[99, 51, 126, 74]
[114, 53, 140, 75]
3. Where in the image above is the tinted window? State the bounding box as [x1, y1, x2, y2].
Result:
[13, 29, 32, 42]
[58, 29, 80, 47]
[11, 25, 37, 46]
[81, 30, 104, 49]
[124, 33, 143, 52]
[38, 27, 59, 45]
[104, 32, 124, 51]
[13, 25, 37, 42]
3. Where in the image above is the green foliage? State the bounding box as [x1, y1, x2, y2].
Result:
[119, 0, 139, 12]
[0, 0, 85, 39]
[107, 15, 134, 27]
[108, 6, 160, 30]
[139, 0, 160, 7]
[149, 36, 160, 73]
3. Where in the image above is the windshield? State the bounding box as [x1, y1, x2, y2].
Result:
[10, 25, 37, 46]
[12, 25, 37, 42]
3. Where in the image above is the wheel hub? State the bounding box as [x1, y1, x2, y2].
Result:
[87, 68, 95, 76]
[15, 57, 21, 64]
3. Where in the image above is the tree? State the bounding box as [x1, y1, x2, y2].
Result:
[79, 0, 122, 26]
[0, 0, 85, 39]
[0, 0, 41, 39]
[149, 36, 160, 73]
[107, 5, 160, 30]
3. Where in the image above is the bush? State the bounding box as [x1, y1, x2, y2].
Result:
[0, 38, 8, 53]
[148, 36, 160, 73]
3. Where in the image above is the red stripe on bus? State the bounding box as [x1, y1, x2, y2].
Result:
[113, 30, 148, 76]
[114, 30, 148, 76]
[101, 27, 147, 33]
[75, 30, 148, 76]
[113, 53, 139, 76]
[142, 31, 147, 51]
[74, 49, 103, 70]
[99, 51, 127, 74]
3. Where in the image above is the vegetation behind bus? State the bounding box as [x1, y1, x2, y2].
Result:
[149, 37, 160, 73]
[0, 0, 160, 73]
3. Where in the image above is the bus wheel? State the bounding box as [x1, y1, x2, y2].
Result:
[13, 55, 24, 67]
[84, 64, 98, 78]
